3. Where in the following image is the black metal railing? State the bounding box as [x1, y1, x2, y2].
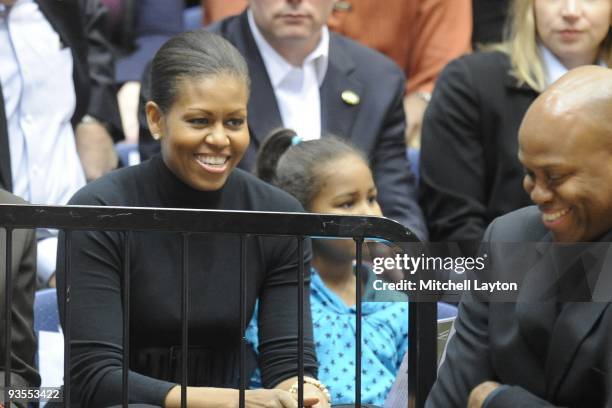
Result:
[1, 204, 437, 408]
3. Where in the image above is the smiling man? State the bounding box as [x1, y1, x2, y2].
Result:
[518, 68, 612, 243]
[426, 65, 612, 407]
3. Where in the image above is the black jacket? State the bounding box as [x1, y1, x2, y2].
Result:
[427, 206, 612, 407]
[419, 51, 538, 250]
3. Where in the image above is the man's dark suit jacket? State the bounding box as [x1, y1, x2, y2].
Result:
[0, 0, 121, 192]
[139, 12, 427, 239]
[427, 206, 612, 407]
[419, 51, 538, 251]
[0, 190, 40, 388]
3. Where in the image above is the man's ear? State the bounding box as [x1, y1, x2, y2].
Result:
[145, 101, 164, 138]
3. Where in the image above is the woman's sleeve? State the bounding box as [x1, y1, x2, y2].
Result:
[56, 193, 174, 407]
[256, 235, 318, 388]
[419, 56, 488, 245]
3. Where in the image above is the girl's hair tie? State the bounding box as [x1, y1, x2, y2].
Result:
[291, 135, 303, 146]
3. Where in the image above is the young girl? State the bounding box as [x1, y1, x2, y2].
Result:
[249, 128, 408, 406]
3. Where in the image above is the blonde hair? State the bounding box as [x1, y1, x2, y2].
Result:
[486, 0, 612, 92]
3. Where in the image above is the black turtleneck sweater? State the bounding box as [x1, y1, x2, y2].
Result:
[56, 156, 316, 407]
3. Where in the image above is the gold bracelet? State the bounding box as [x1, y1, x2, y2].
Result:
[289, 377, 332, 404]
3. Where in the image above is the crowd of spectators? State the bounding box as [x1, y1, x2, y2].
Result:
[2, 0, 611, 407]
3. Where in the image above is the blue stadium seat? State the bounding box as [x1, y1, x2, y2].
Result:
[436, 302, 458, 320]
[33, 288, 63, 402]
[183, 6, 203, 31]
[115, 141, 141, 167]
[407, 148, 420, 181]
[34, 288, 60, 334]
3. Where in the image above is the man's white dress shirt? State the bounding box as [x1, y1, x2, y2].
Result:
[247, 9, 329, 141]
[0, 0, 86, 282]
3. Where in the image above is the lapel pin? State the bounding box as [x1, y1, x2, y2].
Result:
[341, 90, 360, 106]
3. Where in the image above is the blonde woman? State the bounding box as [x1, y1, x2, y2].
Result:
[419, 0, 612, 251]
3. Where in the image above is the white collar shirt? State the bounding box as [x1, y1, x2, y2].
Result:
[0, 0, 85, 204]
[540, 43, 607, 87]
[247, 9, 329, 140]
[0, 0, 86, 281]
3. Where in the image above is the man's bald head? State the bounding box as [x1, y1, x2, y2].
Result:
[520, 66, 612, 151]
[518, 66, 612, 242]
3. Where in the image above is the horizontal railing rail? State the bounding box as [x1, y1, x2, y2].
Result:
[1, 204, 437, 408]
[0, 204, 415, 238]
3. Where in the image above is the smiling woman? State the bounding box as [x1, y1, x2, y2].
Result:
[146, 73, 250, 191]
[145, 30, 251, 192]
[56, 30, 331, 408]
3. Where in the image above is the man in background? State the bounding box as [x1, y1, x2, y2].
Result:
[0, 0, 122, 286]
[200, 0, 473, 147]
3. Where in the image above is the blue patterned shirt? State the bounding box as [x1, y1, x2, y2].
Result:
[246, 268, 408, 405]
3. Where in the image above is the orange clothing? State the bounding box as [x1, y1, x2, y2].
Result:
[201, 0, 472, 94]
[202, 0, 247, 25]
[329, 0, 472, 94]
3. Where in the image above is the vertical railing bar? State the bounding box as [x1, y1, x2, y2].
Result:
[354, 237, 364, 408]
[408, 300, 416, 408]
[239, 235, 247, 408]
[122, 231, 132, 407]
[181, 233, 189, 408]
[64, 230, 72, 408]
[420, 302, 438, 408]
[407, 299, 437, 408]
[407, 249, 420, 408]
[4, 227, 13, 402]
[297, 237, 305, 408]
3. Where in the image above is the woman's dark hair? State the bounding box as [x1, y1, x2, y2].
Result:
[256, 128, 368, 209]
[150, 29, 250, 112]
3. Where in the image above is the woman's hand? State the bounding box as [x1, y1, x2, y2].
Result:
[271, 377, 330, 408]
[165, 386, 311, 408]
[298, 383, 330, 408]
[244, 388, 307, 408]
